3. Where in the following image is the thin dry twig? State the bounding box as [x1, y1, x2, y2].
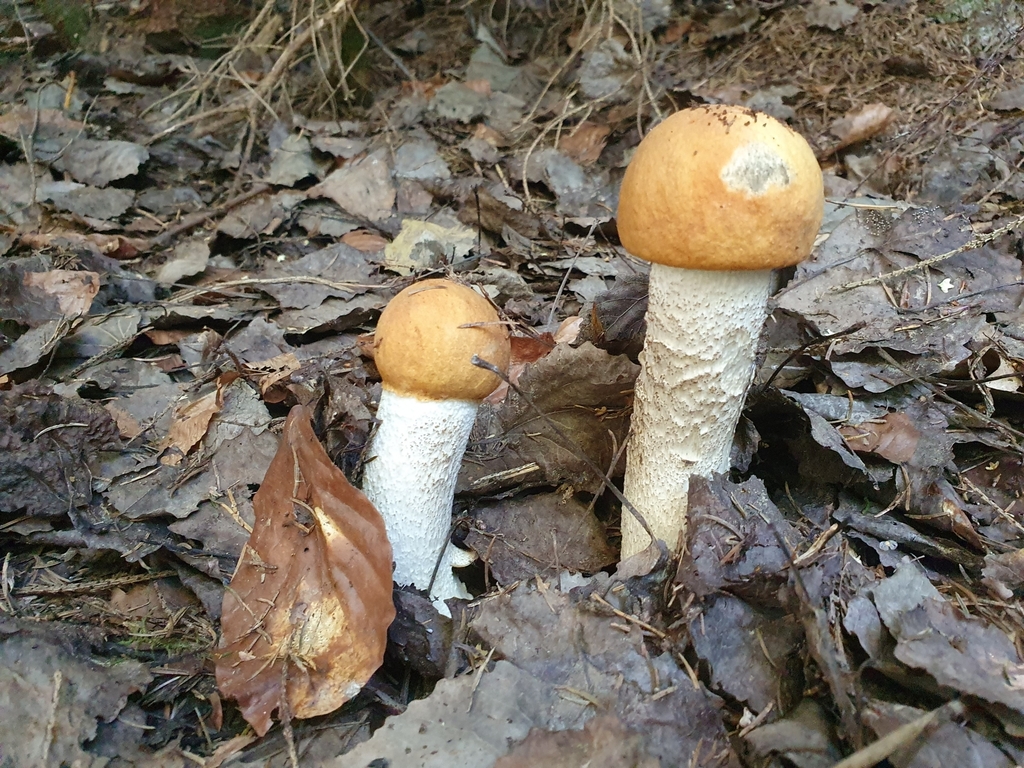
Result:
[16, 570, 178, 596]
[151, 0, 355, 144]
[168, 275, 379, 304]
[831, 215, 1024, 293]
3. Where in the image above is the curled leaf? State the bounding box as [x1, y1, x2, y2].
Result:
[216, 405, 394, 736]
[829, 103, 895, 153]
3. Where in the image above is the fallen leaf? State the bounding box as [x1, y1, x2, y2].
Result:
[242, 352, 301, 403]
[558, 121, 611, 166]
[806, 0, 859, 30]
[155, 238, 210, 286]
[829, 103, 895, 153]
[382, 219, 476, 275]
[23, 269, 100, 317]
[216, 405, 394, 736]
[0, 621, 152, 766]
[161, 378, 228, 465]
[838, 412, 920, 464]
[49, 139, 150, 187]
[311, 149, 396, 222]
[465, 492, 616, 583]
[18, 231, 145, 259]
[265, 133, 320, 187]
[341, 229, 388, 252]
[873, 563, 1024, 730]
[862, 701, 1011, 768]
[986, 85, 1024, 112]
[459, 342, 639, 496]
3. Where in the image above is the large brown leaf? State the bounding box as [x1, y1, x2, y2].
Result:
[216, 405, 394, 736]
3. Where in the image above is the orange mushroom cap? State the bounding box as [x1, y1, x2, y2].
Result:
[373, 279, 510, 402]
[617, 104, 824, 272]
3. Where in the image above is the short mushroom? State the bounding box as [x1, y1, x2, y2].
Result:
[362, 278, 510, 613]
[616, 104, 824, 558]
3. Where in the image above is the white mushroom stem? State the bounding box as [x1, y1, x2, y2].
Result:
[620, 264, 772, 558]
[361, 389, 478, 615]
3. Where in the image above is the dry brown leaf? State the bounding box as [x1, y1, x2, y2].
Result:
[0, 107, 83, 139]
[494, 715, 659, 768]
[829, 103, 895, 152]
[341, 229, 389, 252]
[161, 372, 236, 464]
[145, 329, 192, 345]
[23, 270, 100, 317]
[243, 352, 302, 403]
[106, 403, 143, 439]
[558, 122, 611, 166]
[18, 231, 145, 259]
[215, 404, 394, 736]
[838, 412, 920, 464]
[485, 333, 555, 404]
[473, 123, 506, 147]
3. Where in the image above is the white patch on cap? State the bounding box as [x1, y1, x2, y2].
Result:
[720, 142, 791, 195]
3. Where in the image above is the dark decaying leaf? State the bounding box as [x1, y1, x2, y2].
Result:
[469, 580, 738, 766]
[578, 273, 649, 359]
[0, 381, 121, 518]
[690, 594, 803, 714]
[777, 207, 1023, 379]
[872, 564, 1024, 731]
[330, 660, 601, 768]
[457, 186, 541, 238]
[216, 404, 394, 737]
[838, 412, 920, 464]
[387, 590, 453, 680]
[833, 495, 984, 570]
[466, 491, 616, 584]
[261, 243, 377, 309]
[676, 475, 801, 606]
[982, 549, 1024, 599]
[744, 700, 844, 766]
[0, 618, 152, 767]
[459, 342, 639, 496]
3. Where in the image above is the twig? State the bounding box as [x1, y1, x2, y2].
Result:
[466, 646, 496, 713]
[590, 592, 666, 639]
[149, 183, 271, 249]
[168, 275, 378, 304]
[361, 22, 413, 80]
[198, 0, 356, 139]
[149, 0, 354, 145]
[831, 703, 960, 768]
[41, 671, 62, 766]
[830, 215, 1024, 294]
[16, 570, 178, 596]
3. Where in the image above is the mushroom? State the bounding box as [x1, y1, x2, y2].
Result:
[616, 105, 824, 558]
[362, 278, 510, 613]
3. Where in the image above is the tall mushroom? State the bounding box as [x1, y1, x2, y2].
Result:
[362, 278, 510, 613]
[617, 105, 824, 558]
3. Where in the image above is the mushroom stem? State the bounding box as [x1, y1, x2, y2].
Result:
[362, 389, 476, 612]
[620, 264, 772, 557]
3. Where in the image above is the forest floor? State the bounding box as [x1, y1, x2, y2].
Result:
[2, 0, 1024, 766]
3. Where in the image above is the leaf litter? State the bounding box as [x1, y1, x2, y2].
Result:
[1, 0, 1024, 765]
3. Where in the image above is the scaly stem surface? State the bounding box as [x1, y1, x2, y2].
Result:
[621, 264, 772, 557]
